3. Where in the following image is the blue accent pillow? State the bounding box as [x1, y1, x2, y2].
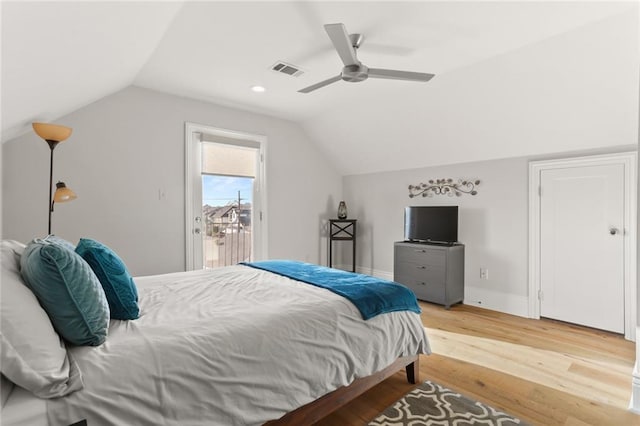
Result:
[45, 234, 76, 251]
[20, 238, 109, 346]
[75, 238, 139, 320]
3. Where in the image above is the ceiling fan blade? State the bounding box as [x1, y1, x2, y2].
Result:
[298, 75, 342, 93]
[368, 68, 435, 82]
[365, 43, 415, 57]
[324, 23, 359, 66]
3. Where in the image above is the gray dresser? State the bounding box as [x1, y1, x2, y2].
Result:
[393, 241, 465, 309]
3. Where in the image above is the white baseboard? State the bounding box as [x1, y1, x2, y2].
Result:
[464, 286, 529, 318]
[332, 264, 394, 281]
[330, 264, 354, 274]
[358, 266, 394, 281]
[630, 360, 640, 413]
[336, 266, 528, 318]
[631, 327, 640, 413]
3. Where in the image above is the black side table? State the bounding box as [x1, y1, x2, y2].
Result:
[328, 219, 357, 272]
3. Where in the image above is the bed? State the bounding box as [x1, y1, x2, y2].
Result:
[1, 238, 430, 425]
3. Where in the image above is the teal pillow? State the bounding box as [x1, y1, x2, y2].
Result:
[75, 238, 139, 320]
[45, 235, 75, 251]
[20, 238, 109, 346]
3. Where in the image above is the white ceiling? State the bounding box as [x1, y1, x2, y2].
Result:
[2, 1, 637, 174]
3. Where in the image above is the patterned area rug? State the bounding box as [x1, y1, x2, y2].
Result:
[368, 380, 530, 426]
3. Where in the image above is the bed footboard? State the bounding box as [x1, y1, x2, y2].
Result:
[267, 354, 420, 425]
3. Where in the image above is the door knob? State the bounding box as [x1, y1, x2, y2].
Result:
[609, 227, 619, 235]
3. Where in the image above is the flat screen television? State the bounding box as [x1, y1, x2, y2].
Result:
[404, 206, 458, 244]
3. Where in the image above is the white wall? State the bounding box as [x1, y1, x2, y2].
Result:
[2, 86, 342, 276]
[343, 149, 636, 317]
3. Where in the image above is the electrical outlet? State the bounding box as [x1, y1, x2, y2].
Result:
[480, 268, 489, 280]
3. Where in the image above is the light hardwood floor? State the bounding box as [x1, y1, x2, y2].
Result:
[316, 302, 639, 426]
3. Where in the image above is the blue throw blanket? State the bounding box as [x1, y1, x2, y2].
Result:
[241, 260, 421, 320]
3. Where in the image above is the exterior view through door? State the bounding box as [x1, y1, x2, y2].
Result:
[203, 177, 253, 268]
[201, 142, 256, 268]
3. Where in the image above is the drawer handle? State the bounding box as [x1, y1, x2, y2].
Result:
[419, 282, 427, 286]
[414, 249, 426, 253]
[416, 266, 427, 270]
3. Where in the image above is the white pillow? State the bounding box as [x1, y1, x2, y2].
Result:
[0, 240, 83, 398]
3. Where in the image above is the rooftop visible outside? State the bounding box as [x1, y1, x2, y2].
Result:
[202, 174, 253, 268]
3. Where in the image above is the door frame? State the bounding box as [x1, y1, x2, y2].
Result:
[528, 152, 637, 341]
[184, 122, 268, 271]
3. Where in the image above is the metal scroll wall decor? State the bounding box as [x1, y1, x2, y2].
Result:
[408, 179, 480, 198]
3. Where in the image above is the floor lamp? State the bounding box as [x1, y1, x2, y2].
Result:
[32, 123, 77, 235]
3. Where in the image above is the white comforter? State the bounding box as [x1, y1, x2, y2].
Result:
[47, 265, 430, 426]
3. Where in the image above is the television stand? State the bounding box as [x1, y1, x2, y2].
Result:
[394, 241, 464, 309]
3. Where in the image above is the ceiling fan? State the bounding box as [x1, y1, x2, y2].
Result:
[298, 23, 435, 94]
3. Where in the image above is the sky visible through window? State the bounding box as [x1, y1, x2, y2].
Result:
[203, 175, 253, 207]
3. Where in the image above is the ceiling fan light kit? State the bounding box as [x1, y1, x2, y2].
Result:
[299, 23, 435, 93]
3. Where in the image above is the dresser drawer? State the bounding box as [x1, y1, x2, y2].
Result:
[395, 273, 446, 304]
[395, 245, 446, 267]
[394, 260, 445, 283]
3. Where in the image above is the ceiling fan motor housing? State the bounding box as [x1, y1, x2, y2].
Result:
[342, 64, 369, 82]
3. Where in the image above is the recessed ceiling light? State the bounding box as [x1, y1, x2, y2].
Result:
[251, 85, 266, 93]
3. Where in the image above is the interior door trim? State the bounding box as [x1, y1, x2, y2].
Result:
[528, 152, 637, 341]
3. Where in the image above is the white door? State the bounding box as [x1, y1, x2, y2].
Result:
[539, 164, 624, 333]
[185, 122, 267, 271]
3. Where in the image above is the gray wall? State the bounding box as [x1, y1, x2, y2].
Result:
[2, 86, 342, 275]
[343, 150, 636, 317]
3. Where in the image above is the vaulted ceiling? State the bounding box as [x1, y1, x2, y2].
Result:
[3, 1, 638, 175]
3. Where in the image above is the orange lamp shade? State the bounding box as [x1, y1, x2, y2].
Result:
[32, 123, 72, 142]
[53, 182, 77, 203]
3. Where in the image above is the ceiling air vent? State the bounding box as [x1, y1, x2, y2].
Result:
[271, 61, 304, 77]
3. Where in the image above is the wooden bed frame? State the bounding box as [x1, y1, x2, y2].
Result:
[267, 355, 420, 425]
[61, 356, 418, 426]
